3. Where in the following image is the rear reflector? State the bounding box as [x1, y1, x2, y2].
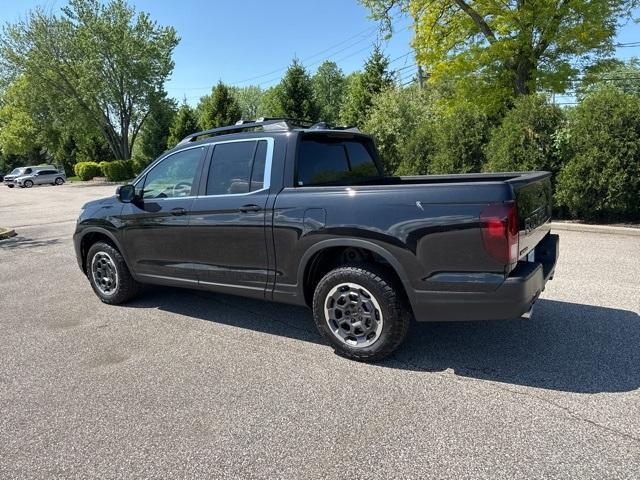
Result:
[480, 202, 519, 264]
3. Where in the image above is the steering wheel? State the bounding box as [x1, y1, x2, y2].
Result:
[172, 181, 192, 197]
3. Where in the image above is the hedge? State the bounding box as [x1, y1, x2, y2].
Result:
[555, 87, 640, 221]
[101, 160, 134, 182]
[73, 161, 102, 181]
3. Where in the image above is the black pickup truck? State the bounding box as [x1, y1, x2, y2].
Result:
[74, 119, 558, 361]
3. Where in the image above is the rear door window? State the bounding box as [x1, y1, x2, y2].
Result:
[206, 140, 268, 195]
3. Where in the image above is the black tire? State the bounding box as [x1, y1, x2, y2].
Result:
[86, 241, 140, 304]
[55, 177, 64, 185]
[312, 264, 411, 362]
[7, 184, 14, 188]
[23, 180, 33, 188]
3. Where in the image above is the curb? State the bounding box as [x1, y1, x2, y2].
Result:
[550, 222, 640, 236]
[0, 228, 17, 240]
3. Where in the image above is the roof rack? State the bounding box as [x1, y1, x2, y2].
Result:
[177, 118, 312, 145]
[177, 118, 360, 145]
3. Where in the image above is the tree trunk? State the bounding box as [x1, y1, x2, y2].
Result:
[513, 56, 536, 96]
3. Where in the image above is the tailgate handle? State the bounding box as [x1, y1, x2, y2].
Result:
[240, 204, 261, 213]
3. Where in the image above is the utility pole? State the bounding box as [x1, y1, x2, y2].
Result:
[417, 65, 424, 88]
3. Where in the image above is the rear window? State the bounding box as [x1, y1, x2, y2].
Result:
[297, 137, 380, 186]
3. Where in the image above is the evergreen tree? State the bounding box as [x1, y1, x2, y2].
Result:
[340, 46, 393, 127]
[277, 59, 318, 121]
[167, 102, 198, 148]
[198, 81, 242, 129]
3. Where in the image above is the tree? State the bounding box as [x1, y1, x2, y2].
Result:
[578, 58, 640, 98]
[362, 0, 638, 101]
[362, 85, 432, 173]
[0, 0, 179, 159]
[257, 85, 285, 118]
[167, 102, 198, 148]
[484, 95, 565, 176]
[340, 46, 393, 127]
[0, 77, 41, 157]
[555, 87, 640, 221]
[276, 59, 318, 121]
[198, 81, 242, 129]
[229, 85, 263, 120]
[312, 61, 346, 125]
[132, 92, 176, 167]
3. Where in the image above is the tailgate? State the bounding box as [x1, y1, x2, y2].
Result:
[508, 172, 553, 259]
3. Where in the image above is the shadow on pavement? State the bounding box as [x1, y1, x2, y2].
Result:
[130, 288, 639, 394]
[0, 236, 60, 250]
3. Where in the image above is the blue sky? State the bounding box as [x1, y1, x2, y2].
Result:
[1, 0, 638, 105]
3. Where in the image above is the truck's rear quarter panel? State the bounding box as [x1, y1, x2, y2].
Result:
[271, 181, 514, 303]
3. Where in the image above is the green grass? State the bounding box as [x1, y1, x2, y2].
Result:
[66, 176, 81, 182]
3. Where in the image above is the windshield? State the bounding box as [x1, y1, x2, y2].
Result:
[10, 168, 24, 175]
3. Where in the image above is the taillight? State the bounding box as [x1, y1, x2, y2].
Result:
[480, 202, 519, 264]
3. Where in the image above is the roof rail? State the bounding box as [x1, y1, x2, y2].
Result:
[177, 118, 314, 145]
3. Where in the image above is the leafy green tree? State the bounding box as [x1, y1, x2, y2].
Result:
[578, 58, 640, 98]
[167, 102, 198, 148]
[0, 0, 179, 159]
[312, 61, 346, 125]
[0, 77, 41, 157]
[555, 87, 640, 220]
[340, 46, 393, 127]
[362, 0, 638, 105]
[276, 59, 318, 121]
[198, 81, 242, 129]
[132, 92, 176, 168]
[363, 85, 432, 173]
[257, 86, 285, 118]
[229, 85, 263, 120]
[484, 95, 565, 175]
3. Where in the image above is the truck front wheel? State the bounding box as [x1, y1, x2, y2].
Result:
[312, 264, 410, 361]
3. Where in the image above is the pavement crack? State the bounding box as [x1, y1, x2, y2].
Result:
[482, 381, 640, 445]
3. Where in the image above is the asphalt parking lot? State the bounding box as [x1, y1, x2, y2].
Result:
[1, 183, 639, 479]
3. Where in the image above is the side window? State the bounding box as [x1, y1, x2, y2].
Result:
[297, 138, 381, 186]
[206, 140, 267, 195]
[142, 147, 204, 199]
[297, 141, 349, 186]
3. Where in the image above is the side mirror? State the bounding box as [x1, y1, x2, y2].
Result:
[116, 184, 136, 203]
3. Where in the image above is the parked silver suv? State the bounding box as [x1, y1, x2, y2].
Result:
[4, 165, 59, 188]
[15, 168, 66, 188]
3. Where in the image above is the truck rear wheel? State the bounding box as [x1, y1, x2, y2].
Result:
[312, 264, 410, 361]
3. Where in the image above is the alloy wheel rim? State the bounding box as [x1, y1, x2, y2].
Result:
[91, 251, 118, 296]
[324, 282, 384, 348]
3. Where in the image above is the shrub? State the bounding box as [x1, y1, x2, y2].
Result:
[396, 121, 436, 175]
[555, 88, 640, 221]
[98, 161, 110, 176]
[484, 95, 564, 175]
[73, 161, 102, 181]
[101, 160, 134, 182]
[429, 102, 490, 174]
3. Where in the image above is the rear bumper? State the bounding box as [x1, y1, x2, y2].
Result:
[411, 233, 558, 322]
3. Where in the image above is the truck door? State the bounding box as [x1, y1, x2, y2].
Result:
[188, 138, 273, 299]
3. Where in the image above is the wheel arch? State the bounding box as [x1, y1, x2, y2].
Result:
[297, 239, 414, 309]
[78, 228, 129, 274]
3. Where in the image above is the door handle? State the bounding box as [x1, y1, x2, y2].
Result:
[170, 207, 187, 216]
[240, 204, 261, 213]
